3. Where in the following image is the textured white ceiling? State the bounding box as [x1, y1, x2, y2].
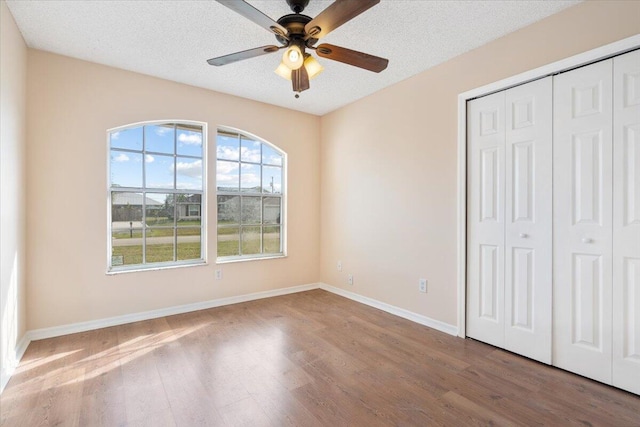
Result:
[6, 0, 580, 116]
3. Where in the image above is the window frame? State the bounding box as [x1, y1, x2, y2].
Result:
[216, 127, 287, 263]
[106, 120, 208, 273]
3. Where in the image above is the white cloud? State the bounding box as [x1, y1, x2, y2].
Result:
[264, 155, 282, 166]
[111, 131, 120, 140]
[178, 132, 202, 145]
[217, 146, 239, 160]
[155, 126, 173, 136]
[216, 161, 238, 174]
[176, 159, 202, 179]
[145, 154, 155, 163]
[113, 153, 129, 162]
[240, 173, 260, 186]
[240, 147, 261, 163]
[216, 173, 237, 183]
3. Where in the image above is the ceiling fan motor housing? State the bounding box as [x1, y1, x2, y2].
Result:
[275, 13, 316, 47]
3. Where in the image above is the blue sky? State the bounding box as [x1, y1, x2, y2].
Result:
[216, 133, 283, 193]
[110, 124, 203, 199]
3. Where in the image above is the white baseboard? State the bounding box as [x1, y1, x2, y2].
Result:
[0, 333, 30, 394]
[27, 283, 320, 342]
[319, 283, 459, 336]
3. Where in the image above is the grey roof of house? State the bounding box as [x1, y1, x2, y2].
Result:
[112, 192, 163, 206]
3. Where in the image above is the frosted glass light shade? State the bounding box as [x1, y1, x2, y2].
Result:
[282, 45, 303, 70]
[274, 62, 292, 80]
[304, 55, 324, 79]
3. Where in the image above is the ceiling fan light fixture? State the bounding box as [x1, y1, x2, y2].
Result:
[304, 55, 324, 80]
[282, 44, 304, 70]
[274, 62, 292, 81]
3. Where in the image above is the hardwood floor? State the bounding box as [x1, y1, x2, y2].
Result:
[1, 289, 639, 426]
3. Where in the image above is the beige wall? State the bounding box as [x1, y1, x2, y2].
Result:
[0, 0, 28, 389]
[319, 0, 640, 327]
[26, 51, 320, 330]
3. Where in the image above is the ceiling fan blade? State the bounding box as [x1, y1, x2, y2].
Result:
[315, 43, 388, 73]
[215, 0, 288, 39]
[305, 0, 379, 40]
[292, 67, 310, 92]
[207, 45, 281, 66]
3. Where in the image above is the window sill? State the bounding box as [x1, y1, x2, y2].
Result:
[216, 254, 286, 265]
[106, 260, 207, 275]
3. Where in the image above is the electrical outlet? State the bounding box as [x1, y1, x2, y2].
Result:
[215, 269, 223, 280]
[348, 274, 353, 285]
[337, 261, 342, 271]
[419, 278, 427, 293]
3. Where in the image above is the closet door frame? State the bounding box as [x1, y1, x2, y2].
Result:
[457, 34, 640, 339]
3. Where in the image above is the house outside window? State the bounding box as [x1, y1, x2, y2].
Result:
[216, 129, 285, 261]
[108, 121, 206, 271]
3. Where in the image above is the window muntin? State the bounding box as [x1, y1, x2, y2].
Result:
[216, 129, 284, 260]
[108, 122, 206, 271]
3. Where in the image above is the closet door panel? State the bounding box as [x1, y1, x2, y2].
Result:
[467, 91, 506, 347]
[504, 77, 553, 364]
[554, 59, 614, 384]
[613, 49, 640, 395]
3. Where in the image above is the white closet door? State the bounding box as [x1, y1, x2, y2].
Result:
[467, 91, 506, 348]
[553, 59, 614, 384]
[504, 77, 553, 364]
[613, 49, 640, 395]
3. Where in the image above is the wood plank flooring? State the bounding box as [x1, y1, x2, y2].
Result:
[1, 289, 639, 426]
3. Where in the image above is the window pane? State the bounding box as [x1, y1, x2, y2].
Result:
[262, 144, 282, 166]
[217, 160, 239, 191]
[145, 193, 174, 226]
[262, 166, 282, 194]
[263, 197, 281, 224]
[218, 195, 239, 225]
[145, 124, 174, 154]
[146, 228, 175, 263]
[110, 150, 143, 188]
[110, 127, 142, 151]
[112, 231, 142, 266]
[218, 226, 239, 257]
[145, 154, 174, 189]
[177, 126, 203, 157]
[263, 226, 281, 254]
[241, 163, 261, 192]
[241, 136, 261, 163]
[111, 192, 144, 225]
[177, 194, 201, 226]
[241, 226, 261, 255]
[176, 157, 202, 190]
[217, 132, 239, 161]
[177, 228, 201, 261]
[241, 196, 261, 224]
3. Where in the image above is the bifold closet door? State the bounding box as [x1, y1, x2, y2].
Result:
[612, 49, 640, 395]
[467, 78, 552, 363]
[504, 78, 553, 364]
[553, 59, 614, 384]
[467, 91, 506, 348]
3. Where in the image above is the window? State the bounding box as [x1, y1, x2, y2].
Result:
[216, 129, 285, 261]
[108, 121, 206, 271]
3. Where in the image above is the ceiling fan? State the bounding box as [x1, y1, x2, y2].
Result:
[207, 0, 389, 97]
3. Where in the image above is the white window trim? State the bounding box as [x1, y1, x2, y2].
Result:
[216, 126, 287, 262]
[456, 35, 640, 338]
[106, 119, 208, 274]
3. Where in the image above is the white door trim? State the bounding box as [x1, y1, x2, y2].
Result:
[456, 34, 640, 338]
